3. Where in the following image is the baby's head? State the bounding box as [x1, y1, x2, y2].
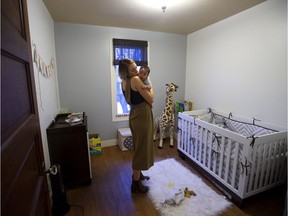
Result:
[138, 65, 150, 81]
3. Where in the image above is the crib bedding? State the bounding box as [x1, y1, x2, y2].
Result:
[177, 109, 287, 204]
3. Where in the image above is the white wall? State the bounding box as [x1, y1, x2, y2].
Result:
[185, 0, 287, 129]
[27, 0, 60, 168]
[54, 23, 187, 140]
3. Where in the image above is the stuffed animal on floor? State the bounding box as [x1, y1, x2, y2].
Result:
[153, 83, 179, 149]
[160, 189, 185, 207]
[184, 187, 197, 197]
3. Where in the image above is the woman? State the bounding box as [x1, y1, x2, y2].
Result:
[118, 58, 154, 193]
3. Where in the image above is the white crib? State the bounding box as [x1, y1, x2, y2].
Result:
[177, 108, 287, 205]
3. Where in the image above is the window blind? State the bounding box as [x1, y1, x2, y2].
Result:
[113, 38, 148, 66]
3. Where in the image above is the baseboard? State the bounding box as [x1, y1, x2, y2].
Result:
[101, 139, 117, 148]
[100, 133, 178, 148]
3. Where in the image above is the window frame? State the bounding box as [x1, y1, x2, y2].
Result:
[110, 38, 149, 122]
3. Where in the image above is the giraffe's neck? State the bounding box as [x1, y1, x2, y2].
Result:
[165, 93, 173, 108]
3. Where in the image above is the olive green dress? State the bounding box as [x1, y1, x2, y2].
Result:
[124, 79, 154, 170]
[129, 102, 154, 170]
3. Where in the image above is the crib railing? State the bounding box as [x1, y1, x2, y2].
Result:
[245, 133, 287, 197]
[178, 111, 287, 199]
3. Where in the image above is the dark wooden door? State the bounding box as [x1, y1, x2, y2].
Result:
[1, 0, 50, 215]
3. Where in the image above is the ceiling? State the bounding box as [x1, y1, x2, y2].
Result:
[43, 0, 266, 35]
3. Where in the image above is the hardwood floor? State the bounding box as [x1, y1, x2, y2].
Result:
[65, 140, 286, 216]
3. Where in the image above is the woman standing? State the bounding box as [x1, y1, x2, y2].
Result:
[118, 58, 154, 193]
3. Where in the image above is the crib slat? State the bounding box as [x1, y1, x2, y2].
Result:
[253, 144, 263, 191]
[274, 140, 283, 183]
[184, 118, 188, 154]
[184, 120, 188, 152]
[185, 119, 188, 151]
[273, 141, 281, 182]
[231, 142, 239, 188]
[203, 129, 207, 167]
[191, 122, 196, 158]
[177, 117, 181, 149]
[279, 139, 286, 179]
[206, 131, 212, 168]
[200, 126, 204, 162]
[278, 139, 287, 180]
[212, 133, 218, 173]
[187, 120, 191, 154]
[195, 126, 200, 161]
[184, 121, 190, 154]
[182, 118, 185, 151]
[248, 145, 258, 192]
[177, 117, 183, 149]
[180, 118, 184, 150]
[224, 139, 232, 183]
[187, 120, 191, 155]
[218, 136, 225, 179]
[259, 143, 268, 188]
[268, 142, 277, 185]
[182, 119, 184, 150]
[200, 128, 206, 164]
[179, 117, 183, 150]
[192, 124, 195, 158]
[193, 123, 197, 158]
[202, 127, 206, 164]
[264, 141, 273, 186]
[241, 141, 251, 197]
[207, 130, 213, 170]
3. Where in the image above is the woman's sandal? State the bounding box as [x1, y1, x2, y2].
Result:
[131, 180, 149, 193]
[140, 171, 150, 181]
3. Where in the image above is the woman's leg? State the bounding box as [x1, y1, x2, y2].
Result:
[133, 170, 140, 180]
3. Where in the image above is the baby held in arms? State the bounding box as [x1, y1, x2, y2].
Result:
[138, 65, 152, 91]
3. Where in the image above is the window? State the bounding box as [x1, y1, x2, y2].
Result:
[111, 38, 148, 121]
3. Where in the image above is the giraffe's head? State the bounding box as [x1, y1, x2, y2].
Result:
[166, 83, 179, 93]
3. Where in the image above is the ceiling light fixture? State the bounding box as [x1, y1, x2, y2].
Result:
[138, 0, 180, 10]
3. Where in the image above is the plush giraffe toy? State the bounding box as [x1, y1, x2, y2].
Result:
[154, 83, 179, 149]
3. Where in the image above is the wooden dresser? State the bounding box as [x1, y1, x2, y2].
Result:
[46, 113, 92, 188]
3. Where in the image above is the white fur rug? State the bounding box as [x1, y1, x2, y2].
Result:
[142, 158, 231, 216]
